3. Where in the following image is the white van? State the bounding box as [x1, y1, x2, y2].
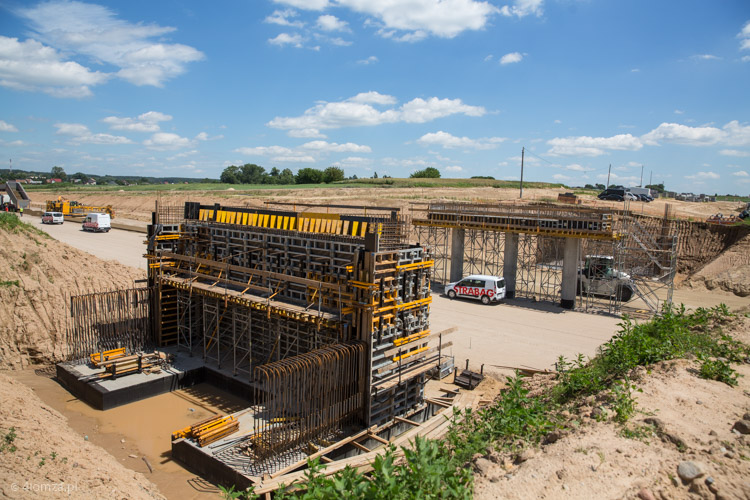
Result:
[41, 211, 64, 224]
[82, 212, 111, 232]
[445, 274, 506, 304]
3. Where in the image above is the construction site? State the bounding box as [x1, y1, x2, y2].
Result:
[33, 194, 698, 495]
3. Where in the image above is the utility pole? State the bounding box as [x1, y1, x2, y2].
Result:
[519, 147, 525, 199]
[649, 170, 652, 186]
[606, 164, 611, 188]
[640, 164, 644, 187]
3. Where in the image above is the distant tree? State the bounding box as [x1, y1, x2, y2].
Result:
[350, 174, 358, 180]
[51, 165, 67, 180]
[645, 183, 665, 193]
[268, 167, 281, 184]
[71, 171, 88, 182]
[296, 168, 324, 184]
[595, 183, 606, 190]
[410, 167, 441, 179]
[239, 163, 265, 184]
[322, 166, 345, 183]
[220, 165, 240, 184]
[278, 168, 295, 184]
[471, 175, 495, 180]
[373, 172, 378, 179]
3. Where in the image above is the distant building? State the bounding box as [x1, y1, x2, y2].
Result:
[46, 178, 63, 184]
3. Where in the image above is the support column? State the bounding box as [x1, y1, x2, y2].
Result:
[503, 233, 518, 298]
[449, 228, 465, 283]
[561, 238, 579, 309]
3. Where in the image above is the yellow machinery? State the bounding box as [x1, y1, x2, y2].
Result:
[46, 196, 115, 218]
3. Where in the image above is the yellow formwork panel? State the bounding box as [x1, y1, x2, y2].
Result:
[351, 221, 359, 236]
[343, 220, 350, 235]
[199, 209, 206, 221]
[242, 213, 249, 225]
[250, 213, 258, 226]
[229, 212, 236, 224]
[360, 222, 368, 237]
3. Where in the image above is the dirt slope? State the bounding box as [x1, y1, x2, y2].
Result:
[0, 372, 165, 500]
[0, 217, 144, 369]
[687, 232, 750, 297]
[473, 316, 750, 500]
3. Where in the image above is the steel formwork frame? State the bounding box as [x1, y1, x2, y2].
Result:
[146, 202, 440, 461]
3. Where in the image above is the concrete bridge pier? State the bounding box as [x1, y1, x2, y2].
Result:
[561, 238, 580, 309]
[503, 233, 518, 298]
[449, 228, 465, 283]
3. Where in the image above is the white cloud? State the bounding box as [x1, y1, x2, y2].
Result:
[300, 140, 371, 153]
[547, 134, 642, 156]
[101, 111, 172, 132]
[691, 54, 720, 61]
[720, 149, 750, 157]
[317, 14, 349, 31]
[335, 0, 499, 39]
[641, 121, 750, 147]
[235, 145, 293, 156]
[417, 131, 505, 150]
[0, 120, 18, 132]
[552, 173, 570, 181]
[499, 52, 523, 65]
[630, 68, 640, 72]
[499, 0, 544, 18]
[686, 171, 719, 180]
[268, 92, 485, 136]
[265, 9, 305, 28]
[553, 119, 561, 124]
[339, 156, 372, 166]
[54, 122, 132, 144]
[445, 165, 463, 172]
[0, 36, 109, 97]
[732, 170, 749, 177]
[739, 21, 750, 52]
[674, 109, 684, 115]
[357, 55, 378, 65]
[564, 164, 589, 172]
[269, 33, 305, 48]
[143, 132, 192, 150]
[18, 1, 203, 88]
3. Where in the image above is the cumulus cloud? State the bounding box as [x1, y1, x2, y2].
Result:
[0, 36, 109, 97]
[641, 121, 750, 147]
[54, 122, 132, 144]
[268, 92, 485, 137]
[445, 166, 463, 172]
[739, 21, 750, 53]
[732, 170, 749, 177]
[0, 120, 18, 132]
[277, 0, 499, 39]
[265, 9, 305, 28]
[269, 33, 305, 48]
[720, 149, 750, 157]
[691, 54, 720, 61]
[499, 0, 544, 18]
[143, 132, 192, 150]
[417, 131, 505, 150]
[300, 140, 371, 153]
[686, 171, 719, 180]
[552, 173, 571, 181]
[499, 52, 523, 65]
[547, 134, 642, 156]
[17, 1, 203, 88]
[357, 55, 378, 65]
[317, 14, 349, 31]
[101, 111, 172, 132]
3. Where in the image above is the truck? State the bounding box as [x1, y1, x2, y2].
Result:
[577, 255, 634, 302]
[82, 213, 111, 232]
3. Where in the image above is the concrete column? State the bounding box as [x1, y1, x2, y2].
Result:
[503, 233, 518, 298]
[561, 238, 579, 309]
[449, 228, 465, 283]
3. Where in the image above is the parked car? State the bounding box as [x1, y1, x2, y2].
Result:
[41, 211, 64, 224]
[637, 193, 653, 202]
[624, 192, 639, 201]
[445, 275, 506, 304]
[597, 188, 626, 201]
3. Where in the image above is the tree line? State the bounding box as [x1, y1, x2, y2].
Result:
[220, 164, 345, 185]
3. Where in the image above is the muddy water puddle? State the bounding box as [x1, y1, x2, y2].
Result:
[12, 368, 249, 499]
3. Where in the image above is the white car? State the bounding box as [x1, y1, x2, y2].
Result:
[41, 211, 64, 224]
[445, 274, 506, 304]
[624, 192, 639, 201]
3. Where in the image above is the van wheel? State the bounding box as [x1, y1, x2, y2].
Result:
[481, 295, 490, 305]
[447, 290, 456, 299]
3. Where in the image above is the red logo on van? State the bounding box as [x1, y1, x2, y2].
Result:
[456, 286, 494, 297]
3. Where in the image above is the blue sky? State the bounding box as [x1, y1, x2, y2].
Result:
[1, 0, 749, 193]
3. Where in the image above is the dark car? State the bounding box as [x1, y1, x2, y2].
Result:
[637, 193, 653, 202]
[597, 188, 626, 201]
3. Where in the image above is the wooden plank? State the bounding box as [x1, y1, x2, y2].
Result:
[351, 441, 371, 453]
[395, 416, 420, 427]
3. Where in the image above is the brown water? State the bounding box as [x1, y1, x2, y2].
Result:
[12, 368, 249, 499]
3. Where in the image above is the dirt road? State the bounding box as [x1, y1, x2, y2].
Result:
[30, 217, 147, 270]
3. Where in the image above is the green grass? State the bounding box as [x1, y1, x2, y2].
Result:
[220, 304, 748, 499]
[0, 213, 50, 239]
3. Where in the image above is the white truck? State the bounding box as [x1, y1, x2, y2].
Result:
[82, 212, 111, 232]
